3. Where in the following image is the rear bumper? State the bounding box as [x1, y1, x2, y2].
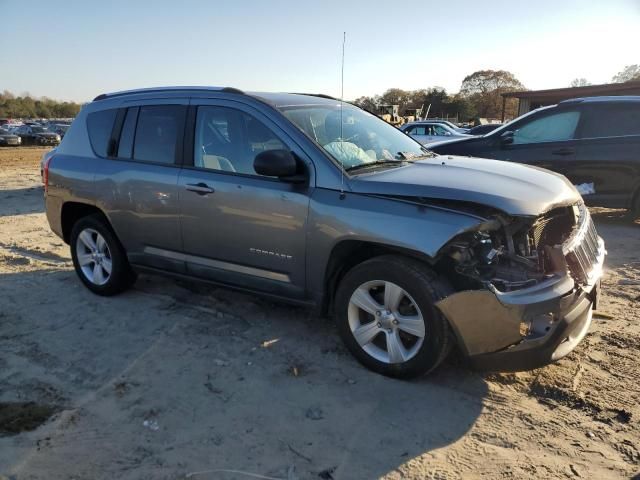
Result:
[45, 194, 64, 240]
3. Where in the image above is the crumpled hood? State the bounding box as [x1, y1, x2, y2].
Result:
[348, 155, 581, 216]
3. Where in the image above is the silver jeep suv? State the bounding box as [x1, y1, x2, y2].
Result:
[43, 87, 605, 378]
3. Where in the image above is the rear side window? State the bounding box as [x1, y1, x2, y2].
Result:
[133, 105, 184, 164]
[87, 109, 117, 157]
[407, 126, 427, 135]
[580, 104, 640, 139]
[117, 107, 138, 159]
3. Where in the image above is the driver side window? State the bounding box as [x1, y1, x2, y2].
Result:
[194, 106, 285, 176]
[432, 125, 449, 136]
[512, 111, 580, 145]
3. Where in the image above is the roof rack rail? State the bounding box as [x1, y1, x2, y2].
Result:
[290, 93, 339, 101]
[92, 86, 244, 101]
[221, 87, 244, 94]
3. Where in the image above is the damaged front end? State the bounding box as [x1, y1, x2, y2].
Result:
[435, 203, 605, 371]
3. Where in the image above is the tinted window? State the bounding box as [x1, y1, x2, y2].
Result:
[133, 105, 183, 164]
[512, 111, 580, 145]
[87, 109, 117, 157]
[580, 104, 640, 138]
[431, 124, 449, 136]
[194, 106, 285, 175]
[407, 126, 427, 135]
[117, 107, 138, 159]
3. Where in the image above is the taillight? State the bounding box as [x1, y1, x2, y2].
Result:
[43, 155, 54, 193]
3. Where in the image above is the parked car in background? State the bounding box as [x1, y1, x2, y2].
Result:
[420, 119, 469, 134]
[49, 123, 70, 138]
[430, 97, 640, 215]
[0, 131, 21, 146]
[401, 121, 472, 145]
[14, 124, 61, 146]
[468, 123, 503, 136]
[43, 86, 604, 378]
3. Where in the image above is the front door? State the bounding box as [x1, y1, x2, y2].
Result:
[178, 101, 312, 299]
[489, 109, 582, 175]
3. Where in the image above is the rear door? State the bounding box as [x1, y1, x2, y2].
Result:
[572, 102, 640, 208]
[177, 99, 312, 299]
[93, 100, 188, 272]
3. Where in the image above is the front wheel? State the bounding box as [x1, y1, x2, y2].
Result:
[335, 255, 453, 379]
[70, 214, 136, 296]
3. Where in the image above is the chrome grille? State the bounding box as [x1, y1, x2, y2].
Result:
[563, 206, 604, 285]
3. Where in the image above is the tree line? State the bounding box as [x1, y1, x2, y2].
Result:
[353, 64, 640, 122]
[570, 64, 640, 87]
[0, 91, 82, 119]
[2, 64, 636, 121]
[353, 70, 525, 121]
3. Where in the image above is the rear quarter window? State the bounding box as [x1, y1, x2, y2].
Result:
[87, 109, 117, 157]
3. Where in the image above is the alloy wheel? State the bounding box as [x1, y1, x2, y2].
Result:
[347, 280, 426, 364]
[75, 228, 112, 286]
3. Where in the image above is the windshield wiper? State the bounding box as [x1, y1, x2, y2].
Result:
[345, 160, 405, 173]
[397, 150, 435, 160]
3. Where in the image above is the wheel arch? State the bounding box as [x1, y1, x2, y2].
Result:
[61, 202, 113, 244]
[321, 239, 435, 316]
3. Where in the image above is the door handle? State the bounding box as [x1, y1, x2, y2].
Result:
[551, 148, 575, 156]
[186, 182, 215, 195]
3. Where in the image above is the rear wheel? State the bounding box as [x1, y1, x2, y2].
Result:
[70, 214, 135, 296]
[335, 255, 453, 379]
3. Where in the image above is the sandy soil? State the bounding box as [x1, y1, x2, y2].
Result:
[0, 147, 638, 480]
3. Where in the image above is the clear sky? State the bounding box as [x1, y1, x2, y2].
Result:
[1, 0, 638, 102]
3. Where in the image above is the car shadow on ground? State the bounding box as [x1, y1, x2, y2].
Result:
[0, 186, 44, 217]
[0, 268, 488, 479]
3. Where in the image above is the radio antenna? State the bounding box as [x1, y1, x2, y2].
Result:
[339, 31, 346, 197]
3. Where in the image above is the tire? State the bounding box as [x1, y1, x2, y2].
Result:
[70, 214, 136, 296]
[334, 255, 453, 379]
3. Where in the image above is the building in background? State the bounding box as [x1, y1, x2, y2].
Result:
[501, 80, 640, 121]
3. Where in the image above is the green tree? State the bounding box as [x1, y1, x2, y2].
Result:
[0, 91, 81, 118]
[569, 78, 591, 87]
[460, 70, 525, 119]
[612, 64, 640, 83]
[352, 95, 378, 112]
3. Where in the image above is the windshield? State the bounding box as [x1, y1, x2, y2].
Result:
[279, 104, 431, 170]
[31, 126, 47, 133]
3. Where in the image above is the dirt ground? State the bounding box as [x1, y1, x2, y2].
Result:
[0, 147, 638, 480]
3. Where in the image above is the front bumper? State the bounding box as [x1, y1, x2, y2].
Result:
[466, 281, 597, 371]
[436, 236, 605, 372]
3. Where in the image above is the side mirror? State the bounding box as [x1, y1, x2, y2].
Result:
[500, 131, 514, 145]
[254, 149, 304, 182]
